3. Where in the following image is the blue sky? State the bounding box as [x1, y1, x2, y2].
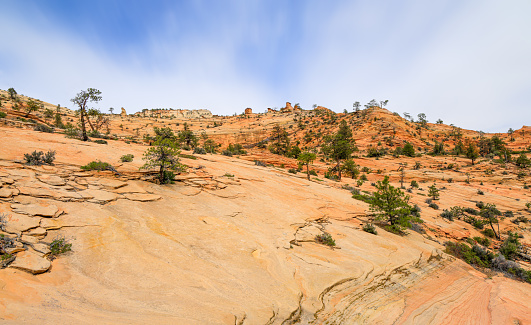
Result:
[1, 0, 530, 132]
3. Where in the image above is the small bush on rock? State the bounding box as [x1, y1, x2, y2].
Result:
[81, 160, 111, 171]
[24, 150, 56, 166]
[49, 236, 72, 259]
[315, 233, 336, 246]
[363, 223, 377, 235]
[120, 154, 134, 162]
[34, 124, 54, 133]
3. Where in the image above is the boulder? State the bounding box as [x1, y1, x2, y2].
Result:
[9, 250, 51, 274]
[0, 188, 14, 198]
[79, 189, 119, 204]
[26, 227, 47, 237]
[11, 203, 58, 217]
[31, 243, 51, 256]
[3, 213, 41, 234]
[37, 175, 66, 186]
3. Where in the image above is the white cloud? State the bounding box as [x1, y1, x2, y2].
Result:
[1, 1, 530, 132]
[294, 0, 531, 132]
[0, 4, 276, 115]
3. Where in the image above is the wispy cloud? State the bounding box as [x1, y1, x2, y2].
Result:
[0, 1, 529, 131]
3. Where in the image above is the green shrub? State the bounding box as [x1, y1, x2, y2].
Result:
[410, 180, 419, 188]
[315, 232, 336, 246]
[34, 124, 54, 133]
[463, 207, 479, 215]
[64, 125, 81, 139]
[499, 232, 520, 260]
[161, 171, 175, 184]
[24, 150, 56, 166]
[222, 143, 246, 156]
[444, 242, 493, 268]
[363, 223, 378, 235]
[309, 170, 318, 176]
[120, 154, 134, 162]
[288, 168, 297, 174]
[481, 228, 496, 238]
[49, 236, 72, 258]
[0, 112, 6, 118]
[429, 202, 439, 210]
[81, 160, 111, 171]
[93, 139, 108, 144]
[477, 189, 484, 195]
[193, 147, 207, 154]
[473, 236, 490, 247]
[440, 209, 454, 221]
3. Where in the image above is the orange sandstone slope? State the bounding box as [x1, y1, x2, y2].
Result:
[0, 122, 530, 323]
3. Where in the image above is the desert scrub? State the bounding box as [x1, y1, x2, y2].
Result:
[34, 124, 54, 133]
[0, 112, 6, 118]
[81, 160, 111, 171]
[193, 147, 207, 154]
[120, 154, 134, 162]
[24, 150, 56, 166]
[315, 233, 336, 247]
[49, 236, 72, 259]
[362, 223, 378, 235]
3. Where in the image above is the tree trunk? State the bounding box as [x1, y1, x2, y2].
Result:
[80, 109, 88, 141]
[490, 221, 500, 240]
[86, 115, 95, 131]
[336, 160, 341, 180]
[159, 165, 164, 184]
[306, 163, 310, 181]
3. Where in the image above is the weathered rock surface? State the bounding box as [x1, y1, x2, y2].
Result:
[123, 193, 161, 201]
[36, 174, 66, 186]
[79, 189, 119, 203]
[0, 188, 14, 198]
[0, 118, 530, 324]
[11, 203, 58, 217]
[9, 250, 51, 274]
[3, 213, 41, 234]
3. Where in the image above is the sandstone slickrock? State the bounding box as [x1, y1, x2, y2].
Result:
[3, 213, 41, 234]
[11, 203, 58, 217]
[123, 193, 161, 202]
[36, 174, 66, 186]
[9, 250, 51, 274]
[0, 188, 14, 198]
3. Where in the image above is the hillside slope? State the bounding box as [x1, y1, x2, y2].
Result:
[0, 127, 530, 324]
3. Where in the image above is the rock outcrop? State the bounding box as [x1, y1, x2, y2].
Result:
[120, 107, 127, 117]
[135, 108, 213, 119]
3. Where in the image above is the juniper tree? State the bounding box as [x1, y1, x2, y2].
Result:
[25, 99, 39, 117]
[369, 176, 417, 233]
[269, 124, 290, 156]
[322, 120, 356, 180]
[7, 88, 17, 101]
[428, 184, 439, 200]
[71, 88, 102, 141]
[479, 203, 501, 240]
[342, 159, 360, 179]
[141, 128, 185, 184]
[298, 152, 316, 180]
[466, 143, 479, 165]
